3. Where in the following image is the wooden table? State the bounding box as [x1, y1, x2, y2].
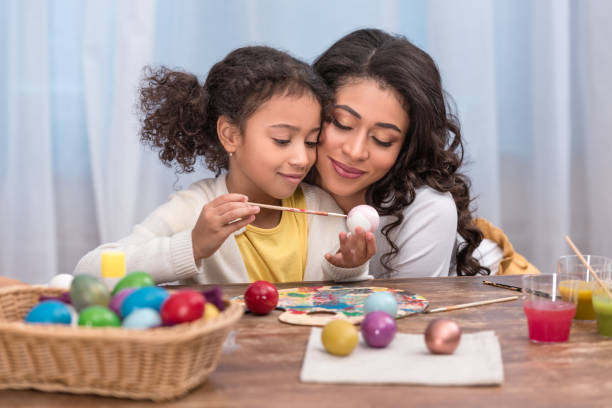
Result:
[1, 275, 611, 407]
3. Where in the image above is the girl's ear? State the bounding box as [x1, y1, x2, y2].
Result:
[217, 115, 241, 154]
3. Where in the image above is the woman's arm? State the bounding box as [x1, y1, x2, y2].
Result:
[371, 187, 458, 278]
[73, 186, 205, 284]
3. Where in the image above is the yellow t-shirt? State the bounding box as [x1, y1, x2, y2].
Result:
[235, 188, 308, 283]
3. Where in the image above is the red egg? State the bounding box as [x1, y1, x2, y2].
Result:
[160, 290, 205, 325]
[244, 281, 278, 315]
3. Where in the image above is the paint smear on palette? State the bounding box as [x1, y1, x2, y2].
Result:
[232, 286, 428, 326]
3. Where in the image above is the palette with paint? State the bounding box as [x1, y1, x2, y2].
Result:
[233, 286, 428, 326]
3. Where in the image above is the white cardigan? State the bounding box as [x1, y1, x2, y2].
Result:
[370, 186, 502, 278]
[74, 175, 369, 284]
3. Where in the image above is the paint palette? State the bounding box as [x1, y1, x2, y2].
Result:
[233, 286, 428, 326]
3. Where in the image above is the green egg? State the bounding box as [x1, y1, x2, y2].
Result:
[112, 271, 155, 295]
[70, 275, 111, 312]
[78, 306, 121, 327]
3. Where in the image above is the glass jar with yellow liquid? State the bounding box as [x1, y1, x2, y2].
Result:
[557, 255, 612, 320]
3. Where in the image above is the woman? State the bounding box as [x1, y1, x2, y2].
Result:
[310, 28, 536, 278]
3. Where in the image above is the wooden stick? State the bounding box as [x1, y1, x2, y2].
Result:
[424, 296, 518, 314]
[247, 202, 347, 218]
[564, 235, 612, 301]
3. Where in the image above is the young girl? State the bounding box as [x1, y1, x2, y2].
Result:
[310, 29, 537, 278]
[74, 46, 375, 284]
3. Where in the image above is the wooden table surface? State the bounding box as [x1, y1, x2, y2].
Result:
[1, 275, 611, 407]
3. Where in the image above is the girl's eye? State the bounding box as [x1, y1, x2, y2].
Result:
[273, 139, 290, 145]
[372, 136, 392, 147]
[305, 141, 318, 148]
[332, 118, 352, 131]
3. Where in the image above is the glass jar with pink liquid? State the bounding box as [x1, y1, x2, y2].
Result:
[522, 274, 578, 343]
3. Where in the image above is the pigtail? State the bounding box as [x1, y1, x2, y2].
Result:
[139, 66, 214, 173]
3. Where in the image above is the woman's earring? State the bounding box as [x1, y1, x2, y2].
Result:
[228, 152, 233, 157]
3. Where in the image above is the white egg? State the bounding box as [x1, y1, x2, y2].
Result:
[48, 273, 74, 289]
[346, 205, 380, 234]
[66, 305, 78, 327]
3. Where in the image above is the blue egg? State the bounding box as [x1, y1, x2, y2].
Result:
[25, 300, 72, 325]
[121, 286, 169, 317]
[122, 308, 162, 329]
[364, 292, 398, 317]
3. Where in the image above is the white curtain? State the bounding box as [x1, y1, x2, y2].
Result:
[2, 0, 611, 283]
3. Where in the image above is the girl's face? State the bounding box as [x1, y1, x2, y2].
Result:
[228, 93, 321, 203]
[315, 78, 410, 212]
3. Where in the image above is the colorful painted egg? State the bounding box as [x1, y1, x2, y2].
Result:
[70, 275, 111, 312]
[121, 286, 169, 317]
[122, 308, 161, 329]
[361, 311, 397, 348]
[108, 287, 137, 316]
[321, 320, 359, 356]
[202, 287, 224, 311]
[25, 300, 72, 325]
[346, 205, 380, 234]
[204, 303, 220, 320]
[160, 290, 205, 325]
[364, 292, 398, 317]
[244, 281, 278, 315]
[48, 273, 74, 289]
[112, 271, 155, 295]
[78, 305, 121, 327]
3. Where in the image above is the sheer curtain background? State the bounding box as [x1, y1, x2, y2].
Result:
[1, 0, 610, 283]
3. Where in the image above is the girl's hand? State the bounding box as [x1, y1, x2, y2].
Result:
[325, 227, 376, 268]
[192, 194, 260, 262]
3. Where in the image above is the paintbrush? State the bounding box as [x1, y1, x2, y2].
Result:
[247, 202, 347, 218]
[482, 280, 554, 298]
[424, 295, 518, 313]
[565, 235, 612, 301]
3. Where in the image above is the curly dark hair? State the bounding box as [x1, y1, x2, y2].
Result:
[312, 29, 487, 277]
[138, 46, 331, 174]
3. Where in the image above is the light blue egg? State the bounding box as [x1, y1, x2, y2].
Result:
[364, 292, 398, 317]
[121, 286, 169, 317]
[122, 308, 161, 329]
[25, 300, 72, 324]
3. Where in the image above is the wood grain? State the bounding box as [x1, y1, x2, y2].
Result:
[1, 275, 610, 407]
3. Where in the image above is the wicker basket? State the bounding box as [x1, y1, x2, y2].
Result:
[0, 285, 243, 401]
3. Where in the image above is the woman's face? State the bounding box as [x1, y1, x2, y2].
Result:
[315, 78, 410, 211]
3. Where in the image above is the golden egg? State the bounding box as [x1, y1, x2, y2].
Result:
[321, 320, 359, 356]
[424, 318, 462, 354]
[204, 303, 220, 320]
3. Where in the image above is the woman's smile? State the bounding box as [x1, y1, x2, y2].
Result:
[329, 157, 366, 179]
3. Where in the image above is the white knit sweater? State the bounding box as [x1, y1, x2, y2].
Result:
[73, 175, 370, 284]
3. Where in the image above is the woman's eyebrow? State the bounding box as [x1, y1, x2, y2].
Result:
[335, 105, 361, 119]
[375, 122, 401, 133]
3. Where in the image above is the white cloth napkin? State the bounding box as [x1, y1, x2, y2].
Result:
[300, 328, 504, 386]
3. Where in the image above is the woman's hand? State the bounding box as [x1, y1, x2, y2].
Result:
[325, 227, 377, 268]
[191, 194, 260, 262]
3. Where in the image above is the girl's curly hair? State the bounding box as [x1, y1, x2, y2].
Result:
[138, 46, 331, 175]
[312, 29, 487, 277]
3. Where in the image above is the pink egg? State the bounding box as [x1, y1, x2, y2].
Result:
[108, 287, 136, 316]
[347, 205, 380, 234]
